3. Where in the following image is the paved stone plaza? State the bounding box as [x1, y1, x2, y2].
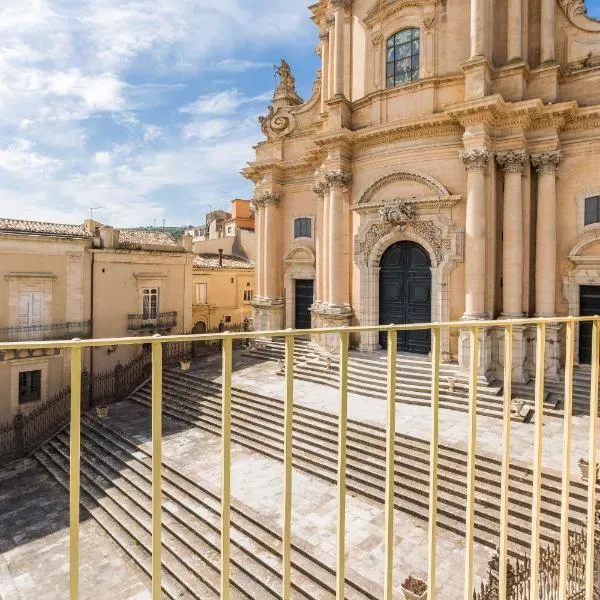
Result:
[3, 347, 589, 599]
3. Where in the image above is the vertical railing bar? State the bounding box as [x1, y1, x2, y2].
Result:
[282, 333, 295, 600]
[585, 319, 599, 600]
[498, 323, 512, 600]
[384, 329, 397, 600]
[221, 334, 233, 600]
[69, 344, 82, 600]
[427, 326, 441, 600]
[559, 318, 575, 599]
[530, 321, 546, 600]
[464, 325, 479, 600]
[336, 330, 349, 600]
[151, 339, 163, 600]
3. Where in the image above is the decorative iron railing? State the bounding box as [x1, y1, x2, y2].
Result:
[127, 311, 177, 332]
[0, 320, 92, 342]
[0, 316, 598, 600]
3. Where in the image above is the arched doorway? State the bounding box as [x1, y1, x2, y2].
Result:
[379, 241, 432, 353]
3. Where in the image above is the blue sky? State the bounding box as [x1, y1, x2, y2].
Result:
[1, 1, 599, 228]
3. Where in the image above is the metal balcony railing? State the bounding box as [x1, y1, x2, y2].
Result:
[0, 320, 92, 342]
[0, 315, 598, 600]
[127, 311, 177, 332]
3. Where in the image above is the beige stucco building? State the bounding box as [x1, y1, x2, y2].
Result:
[0, 218, 193, 420]
[245, 0, 600, 381]
[192, 253, 255, 331]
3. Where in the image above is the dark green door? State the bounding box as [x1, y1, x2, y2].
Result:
[379, 241, 431, 353]
[295, 279, 314, 329]
[580, 286, 600, 363]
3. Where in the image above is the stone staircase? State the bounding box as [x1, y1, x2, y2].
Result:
[128, 367, 593, 558]
[35, 415, 379, 600]
[245, 339, 564, 421]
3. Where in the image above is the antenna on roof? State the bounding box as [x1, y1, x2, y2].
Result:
[90, 206, 103, 221]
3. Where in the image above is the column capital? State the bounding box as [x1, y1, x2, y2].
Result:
[496, 150, 529, 173]
[459, 148, 490, 172]
[325, 170, 352, 189]
[330, 0, 351, 11]
[251, 198, 263, 211]
[423, 15, 436, 32]
[256, 191, 281, 206]
[531, 151, 562, 175]
[319, 30, 330, 42]
[312, 180, 330, 197]
[325, 14, 336, 26]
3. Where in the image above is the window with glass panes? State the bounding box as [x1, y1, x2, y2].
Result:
[19, 370, 41, 404]
[294, 217, 312, 239]
[142, 288, 159, 320]
[386, 28, 420, 88]
[584, 196, 600, 226]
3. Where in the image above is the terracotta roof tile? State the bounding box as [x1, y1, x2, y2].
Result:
[118, 230, 183, 251]
[193, 253, 254, 270]
[0, 218, 90, 238]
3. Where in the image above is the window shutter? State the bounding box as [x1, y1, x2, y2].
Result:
[18, 294, 30, 327]
[31, 292, 42, 326]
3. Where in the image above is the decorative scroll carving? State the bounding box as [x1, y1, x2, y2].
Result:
[559, 0, 600, 31]
[255, 191, 281, 207]
[423, 16, 435, 31]
[331, 0, 351, 9]
[359, 222, 394, 264]
[459, 148, 490, 172]
[379, 199, 416, 229]
[325, 171, 352, 189]
[319, 30, 330, 42]
[531, 151, 562, 175]
[496, 150, 529, 173]
[312, 69, 322, 96]
[370, 32, 383, 47]
[259, 60, 304, 140]
[312, 180, 330, 197]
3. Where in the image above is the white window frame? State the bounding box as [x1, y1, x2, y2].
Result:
[6, 273, 54, 332]
[243, 289, 253, 303]
[195, 282, 208, 305]
[142, 288, 160, 321]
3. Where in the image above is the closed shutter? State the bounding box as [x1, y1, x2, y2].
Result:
[18, 292, 43, 327]
[31, 292, 42, 326]
[18, 294, 30, 327]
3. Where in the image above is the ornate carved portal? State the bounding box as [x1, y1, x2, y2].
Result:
[354, 170, 464, 359]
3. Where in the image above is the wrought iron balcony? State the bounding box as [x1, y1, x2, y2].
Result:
[0, 320, 92, 342]
[127, 311, 177, 333]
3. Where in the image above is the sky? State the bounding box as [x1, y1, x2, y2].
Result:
[1, 1, 599, 228]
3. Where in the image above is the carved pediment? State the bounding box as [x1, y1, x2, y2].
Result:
[365, 0, 432, 26]
[379, 199, 416, 228]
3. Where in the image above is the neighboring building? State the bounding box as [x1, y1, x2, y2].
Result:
[193, 199, 256, 262]
[0, 218, 193, 420]
[244, 0, 600, 382]
[192, 251, 255, 332]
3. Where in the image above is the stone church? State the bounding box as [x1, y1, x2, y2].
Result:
[243, 0, 600, 381]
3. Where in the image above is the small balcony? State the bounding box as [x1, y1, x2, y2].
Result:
[127, 311, 177, 333]
[0, 320, 92, 342]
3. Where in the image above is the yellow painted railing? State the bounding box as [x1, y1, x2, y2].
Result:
[1, 315, 599, 600]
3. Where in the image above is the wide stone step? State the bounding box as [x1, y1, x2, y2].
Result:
[36, 441, 216, 599]
[79, 414, 379, 600]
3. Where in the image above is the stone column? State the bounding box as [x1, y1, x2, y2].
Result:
[262, 192, 281, 301]
[497, 151, 529, 382]
[532, 151, 561, 317]
[470, 0, 485, 58]
[540, 0, 555, 63]
[532, 150, 562, 380]
[371, 32, 382, 90]
[252, 199, 264, 298]
[325, 171, 351, 309]
[460, 149, 489, 319]
[496, 151, 528, 317]
[331, 0, 349, 97]
[507, 0, 523, 61]
[319, 31, 329, 112]
[312, 180, 329, 305]
[327, 15, 335, 100]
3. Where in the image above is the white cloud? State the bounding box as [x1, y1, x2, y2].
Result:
[209, 59, 273, 73]
[0, 139, 62, 175]
[181, 88, 271, 116]
[94, 151, 112, 165]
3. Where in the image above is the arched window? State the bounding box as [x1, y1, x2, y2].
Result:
[386, 28, 420, 88]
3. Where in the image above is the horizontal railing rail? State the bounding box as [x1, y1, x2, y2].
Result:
[0, 320, 92, 342]
[0, 314, 599, 600]
[126, 311, 177, 332]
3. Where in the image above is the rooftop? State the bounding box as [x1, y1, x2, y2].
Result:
[0, 218, 184, 252]
[193, 253, 254, 270]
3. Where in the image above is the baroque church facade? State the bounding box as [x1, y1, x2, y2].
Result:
[243, 0, 600, 381]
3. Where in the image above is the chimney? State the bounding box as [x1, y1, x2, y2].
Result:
[181, 234, 193, 253]
[218, 248, 223, 267]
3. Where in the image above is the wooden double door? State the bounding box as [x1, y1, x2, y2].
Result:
[379, 241, 432, 354]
